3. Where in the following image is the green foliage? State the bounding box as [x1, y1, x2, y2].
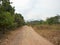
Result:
[0, 0, 25, 34]
[0, 12, 15, 33]
[46, 15, 60, 25]
[27, 15, 60, 25]
[0, 0, 15, 14]
[0, 12, 14, 26]
[15, 13, 25, 27]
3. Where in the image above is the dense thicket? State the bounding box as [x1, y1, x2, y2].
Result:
[0, 0, 25, 34]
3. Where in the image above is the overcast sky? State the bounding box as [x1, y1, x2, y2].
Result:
[10, 0, 60, 21]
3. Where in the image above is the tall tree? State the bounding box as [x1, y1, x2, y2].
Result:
[0, 0, 25, 34]
[1, 0, 15, 14]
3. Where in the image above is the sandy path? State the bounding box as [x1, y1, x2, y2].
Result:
[1, 26, 54, 45]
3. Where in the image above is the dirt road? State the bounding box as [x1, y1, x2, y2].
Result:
[1, 26, 54, 45]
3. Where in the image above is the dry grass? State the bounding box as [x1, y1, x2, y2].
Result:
[32, 25, 60, 45]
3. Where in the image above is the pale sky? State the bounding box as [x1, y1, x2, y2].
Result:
[10, 0, 60, 21]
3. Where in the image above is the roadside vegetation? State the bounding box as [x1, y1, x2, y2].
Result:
[27, 15, 60, 45]
[0, 0, 25, 41]
[32, 25, 60, 45]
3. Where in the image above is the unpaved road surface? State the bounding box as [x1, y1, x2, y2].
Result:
[1, 26, 54, 45]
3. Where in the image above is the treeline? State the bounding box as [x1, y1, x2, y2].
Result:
[0, 0, 25, 34]
[27, 15, 60, 25]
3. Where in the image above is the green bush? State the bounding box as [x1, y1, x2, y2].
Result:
[14, 13, 25, 27]
[0, 12, 14, 33]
